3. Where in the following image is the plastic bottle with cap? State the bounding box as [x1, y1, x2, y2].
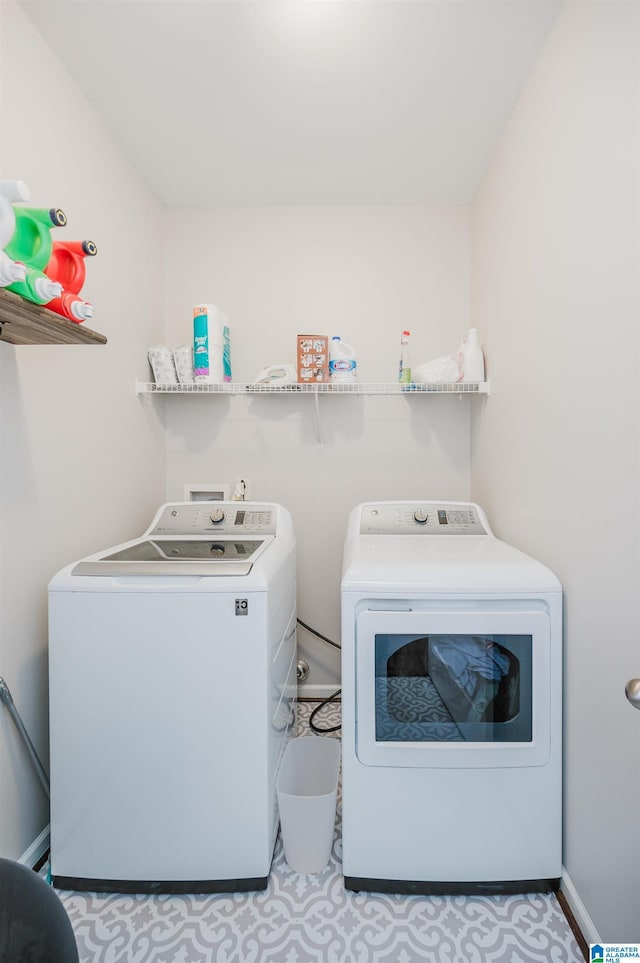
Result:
[460, 328, 485, 383]
[8, 267, 62, 305]
[45, 239, 97, 295]
[0, 180, 30, 287]
[8, 268, 62, 305]
[329, 336, 357, 382]
[399, 330, 412, 384]
[0, 180, 30, 249]
[5, 206, 67, 272]
[0, 254, 25, 287]
[46, 291, 94, 323]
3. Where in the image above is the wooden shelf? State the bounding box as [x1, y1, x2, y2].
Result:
[0, 287, 107, 346]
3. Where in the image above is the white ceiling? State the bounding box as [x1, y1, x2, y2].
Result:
[17, 0, 562, 207]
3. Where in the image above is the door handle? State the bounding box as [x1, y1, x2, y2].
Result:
[625, 678, 640, 709]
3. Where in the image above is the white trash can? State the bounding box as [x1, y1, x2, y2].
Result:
[277, 736, 341, 874]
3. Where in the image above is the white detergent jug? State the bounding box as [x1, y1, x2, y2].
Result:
[460, 328, 485, 383]
[329, 336, 357, 382]
[0, 179, 29, 287]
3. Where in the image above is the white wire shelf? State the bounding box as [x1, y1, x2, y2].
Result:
[135, 380, 490, 396]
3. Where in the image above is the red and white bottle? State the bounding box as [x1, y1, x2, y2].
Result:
[46, 291, 94, 323]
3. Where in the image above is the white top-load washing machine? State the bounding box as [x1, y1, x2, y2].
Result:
[341, 501, 562, 895]
[48, 501, 296, 894]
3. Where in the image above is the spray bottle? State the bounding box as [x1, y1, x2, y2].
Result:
[399, 330, 412, 384]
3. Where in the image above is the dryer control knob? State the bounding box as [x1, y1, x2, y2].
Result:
[413, 509, 428, 524]
[209, 509, 226, 524]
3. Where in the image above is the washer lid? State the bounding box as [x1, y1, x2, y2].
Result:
[71, 538, 267, 577]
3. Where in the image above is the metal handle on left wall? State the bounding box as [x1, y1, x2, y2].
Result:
[0, 677, 50, 797]
[625, 678, 640, 710]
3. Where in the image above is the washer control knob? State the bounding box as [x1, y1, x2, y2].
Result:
[209, 509, 226, 524]
[413, 509, 428, 524]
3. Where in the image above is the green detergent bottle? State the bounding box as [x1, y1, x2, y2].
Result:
[5, 206, 67, 272]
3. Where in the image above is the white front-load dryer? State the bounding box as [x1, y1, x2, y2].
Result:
[48, 501, 296, 893]
[340, 501, 562, 895]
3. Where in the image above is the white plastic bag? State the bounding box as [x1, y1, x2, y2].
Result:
[412, 355, 461, 385]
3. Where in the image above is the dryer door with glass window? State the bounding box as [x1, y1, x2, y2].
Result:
[355, 607, 551, 769]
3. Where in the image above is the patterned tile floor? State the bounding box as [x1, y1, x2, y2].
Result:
[55, 702, 585, 963]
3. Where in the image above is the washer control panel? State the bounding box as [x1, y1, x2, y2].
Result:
[150, 502, 277, 536]
[359, 503, 487, 535]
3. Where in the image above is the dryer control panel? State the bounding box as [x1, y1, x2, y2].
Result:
[149, 502, 278, 536]
[359, 502, 488, 535]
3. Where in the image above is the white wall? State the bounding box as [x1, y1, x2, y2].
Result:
[471, 0, 639, 941]
[0, 1, 166, 858]
[163, 206, 473, 685]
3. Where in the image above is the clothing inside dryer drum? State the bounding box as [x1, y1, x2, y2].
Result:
[374, 634, 532, 743]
